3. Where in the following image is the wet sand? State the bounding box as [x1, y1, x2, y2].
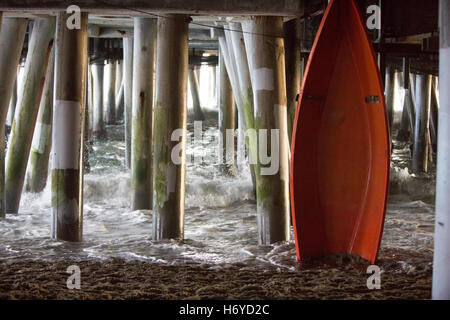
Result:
[0, 247, 431, 300]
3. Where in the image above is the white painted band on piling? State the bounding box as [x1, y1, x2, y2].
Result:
[51, 100, 81, 170]
[253, 68, 274, 91]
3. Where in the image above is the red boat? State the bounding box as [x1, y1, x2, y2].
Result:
[290, 0, 390, 263]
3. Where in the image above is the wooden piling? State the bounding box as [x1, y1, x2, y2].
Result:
[115, 59, 123, 98]
[227, 23, 258, 188]
[25, 47, 55, 193]
[92, 62, 107, 140]
[412, 74, 432, 173]
[397, 87, 416, 143]
[131, 18, 157, 210]
[385, 66, 396, 131]
[115, 59, 124, 122]
[51, 12, 88, 242]
[104, 60, 116, 125]
[115, 60, 124, 121]
[218, 50, 235, 176]
[0, 18, 28, 217]
[5, 77, 18, 133]
[224, 28, 247, 168]
[430, 76, 439, 151]
[83, 63, 92, 173]
[283, 18, 302, 145]
[5, 17, 55, 214]
[433, 0, 450, 299]
[115, 80, 124, 123]
[152, 15, 188, 240]
[397, 61, 414, 142]
[242, 17, 290, 244]
[397, 99, 412, 142]
[188, 66, 205, 121]
[123, 37, 133, 168]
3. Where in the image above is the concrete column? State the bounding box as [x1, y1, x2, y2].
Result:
[104, 60, 116, 124]
[242, 17, 290, 244]
[25, 47, 55, 193]
[131, 18, 157, 210]
[123, 37, 133, 168]
[412, 74, 432, 173]
[188, 66, 205, 121]
[92, 62, 107, 140]
[218, 51, 235, 176]
[433, 0, 450, 300]
[0, 18, 27, 217]
[5, 17, 55, 214]
[283, 18, 302, 145]
[153, 15, 188, 240]
[51, 12, 88, 242]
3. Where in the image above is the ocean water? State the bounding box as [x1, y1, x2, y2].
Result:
[0, 116, 435, 272]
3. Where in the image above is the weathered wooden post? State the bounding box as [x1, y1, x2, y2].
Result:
[153, 15, 188, 240]
[397, 60, 413, 142]
[92, 61, 107, 140]
[433, 0, 450, 300]
[131, 18, 157, 210]
[412, 74, 432, 173]
[5, 78, 17, 134]
[115, 59, 123, 97]
[0, 18, 28, 217]
[242, 17, 290, 244]
[26, 47, 55, 193]
[123, 37, 133, 168]
[430, 76, 439, 151]
[385, 66, 397, 131]
[51, 11, 88, 242]
[6, 66, 24, 133]
[224, 28, 247, 168]
[115, 58, 124, 122]
[227, 23, 258, 187]
[397, 88, 416, 143]
[5, 17, 55, 214]
[5, 76, 17, 130]
[104, 59, 116, 125]
[188, 66, 205, 121]
[214, 28, 245, 166]
[283, 18, 302, 145]
[115, 81, 124, 122]
[218, 51, 235, 175]
[83, 63, 92, 173]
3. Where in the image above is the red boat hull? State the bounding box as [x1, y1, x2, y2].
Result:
[290, 0, 390, 263]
